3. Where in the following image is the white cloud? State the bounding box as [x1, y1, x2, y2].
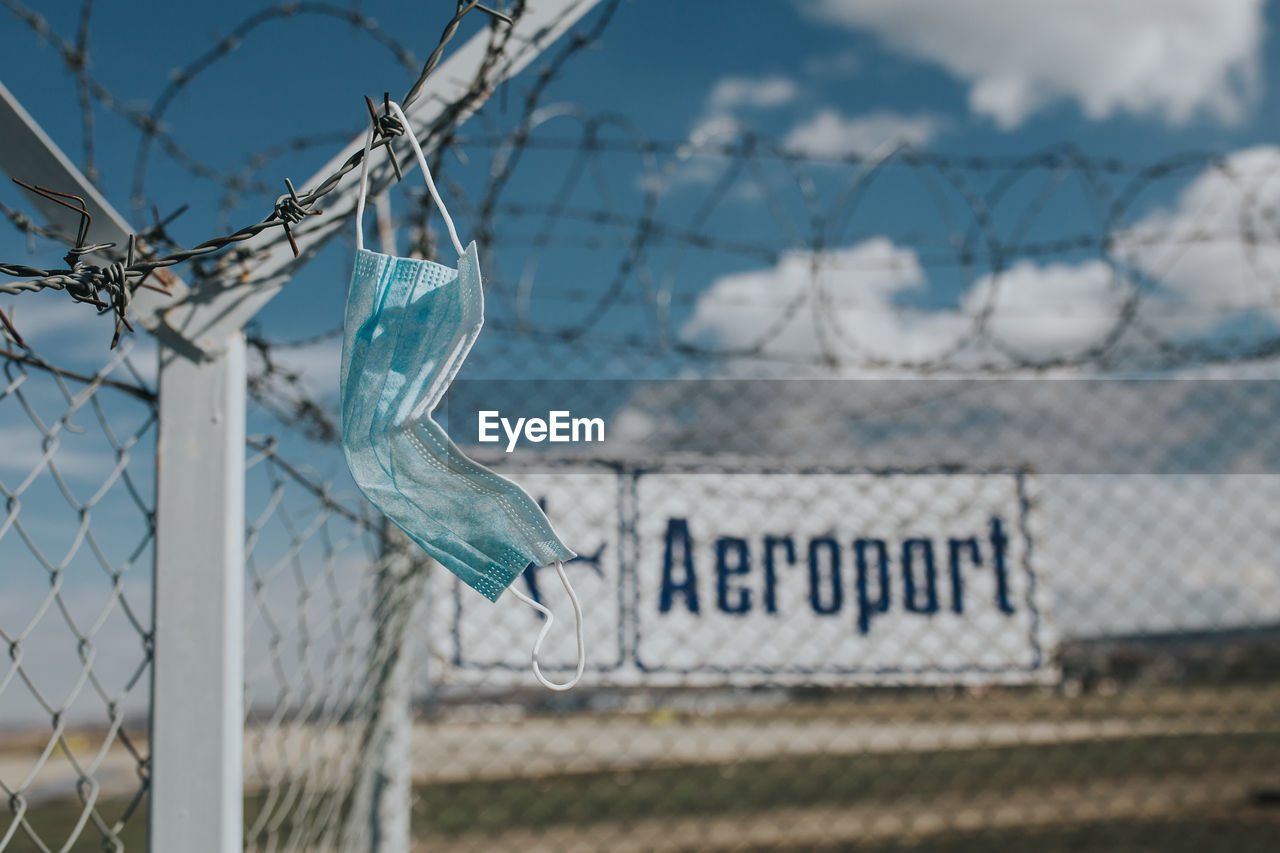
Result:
[668, 74, 805, 190]
[679, 238, 921, 361]
[706, 75, 800, 114]
[689, 74, 800, 143]
[680, 237, 968, 365]
[1116, 145, 1280, 339]
[783, 109, 943, 158]
[1, 293, 158, 387]
[682, 146, 1280, 369]
[687, 114, 744, 147]
[958, 148, 1280, 358]
[800, 0, 1265, 128]
[679, 239, 1128, 368]
[683, 237, 1124, 366]
[965, 259, 1125, 359]
[680, 73, 944, 199]
[0, 424, 116, 479]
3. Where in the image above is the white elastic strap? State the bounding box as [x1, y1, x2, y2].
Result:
[354, 100, 465, 258]
[509, 560, 585, 691]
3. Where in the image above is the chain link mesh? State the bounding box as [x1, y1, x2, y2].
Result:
[242, 436, 382, 852]
[236, 120, 1280, 848]
[2, 1, 1280, 850]
[0, 341, 154, 852]
[379, 85, 1280, 850]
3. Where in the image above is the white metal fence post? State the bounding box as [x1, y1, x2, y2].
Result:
[343, 525, 429, 853]
[366, 205, 414, 853]
[150, 337, 247, 853]
[3, 6, 602, 847]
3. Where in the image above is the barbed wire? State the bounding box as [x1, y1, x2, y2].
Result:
[217, 120, 1280, 438]
[0, 0, 626, 441]
[226, 141, 1280, 450]
[0, 0, 522, 347]
[431, 134, 1280, 374]
[6, 0, 1280, 425]
[3, 7, 1279, 852]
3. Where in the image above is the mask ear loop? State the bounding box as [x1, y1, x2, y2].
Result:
[354, 118, 376, 252]
[508, 560, 585, 691]
[354, 100, 466, 258]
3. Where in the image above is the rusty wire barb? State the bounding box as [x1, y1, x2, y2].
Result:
[0, 0, 520, 347]
[366, 93, 407, 181]
[272, 178, 323, 259]
[5, 180, 173, 349]
[5, 3, 1280, 852]
[0, 3, 616, 851]
[1, 0, 619, 453]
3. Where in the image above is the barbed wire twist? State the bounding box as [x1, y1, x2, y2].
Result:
[0, 0, 521, 347]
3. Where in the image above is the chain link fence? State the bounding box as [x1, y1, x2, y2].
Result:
[242, 436, 385, 852]
[0, 341, 154, 851]
[235, 118, 1280, 849]
[1, 0, 1279, 850]
[376, 103, 1280, 850]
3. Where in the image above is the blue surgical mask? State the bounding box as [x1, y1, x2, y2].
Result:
[341, 100, 583, 690]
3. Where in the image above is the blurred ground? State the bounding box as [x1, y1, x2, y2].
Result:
[1, 683, 1275, 851]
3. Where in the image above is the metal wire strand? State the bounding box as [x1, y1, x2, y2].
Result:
[0, 0, 521, 346]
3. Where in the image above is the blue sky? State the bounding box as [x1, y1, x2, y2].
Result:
[4, 0, 1280, 376]
[3, 2, 1280, 721]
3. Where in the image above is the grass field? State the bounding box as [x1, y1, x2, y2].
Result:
[411, 732, 1280, 835]
[3, 729, 1275, 851]
[1, 682, 1276, 851]
[740, 818, 1280, 853]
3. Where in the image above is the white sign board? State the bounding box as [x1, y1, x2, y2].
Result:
[424, 464, 1056, 686]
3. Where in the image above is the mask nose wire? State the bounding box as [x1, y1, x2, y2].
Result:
[353, 100, 466, 259]
[509, 560, 585, 691]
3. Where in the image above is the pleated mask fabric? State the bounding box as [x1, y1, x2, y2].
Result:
[340, 100, 584, 690]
